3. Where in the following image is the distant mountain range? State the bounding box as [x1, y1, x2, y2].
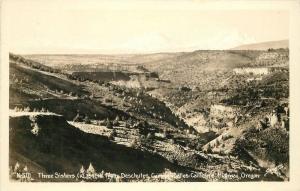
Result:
[230, 39, 289, 50]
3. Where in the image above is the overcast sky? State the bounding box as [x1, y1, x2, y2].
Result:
[5, 1, 289, 54]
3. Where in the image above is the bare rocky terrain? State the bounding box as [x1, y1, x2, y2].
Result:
[9, 45, 289, 182]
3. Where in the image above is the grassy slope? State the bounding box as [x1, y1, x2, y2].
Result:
[10, 59, 188, 127]
[9, 61, 134, 121]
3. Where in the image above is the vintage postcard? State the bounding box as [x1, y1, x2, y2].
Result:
[1, 0, 300, 190]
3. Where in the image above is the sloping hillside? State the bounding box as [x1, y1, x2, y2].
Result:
[10, 113, 194, 182]
[9, 53, 204, 182]
[9, 51, 289, 182]
[10, 54, 186, 127]
[230, 40, 288, 50]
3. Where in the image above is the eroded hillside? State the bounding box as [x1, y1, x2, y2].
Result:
[9, 49, 289, 182]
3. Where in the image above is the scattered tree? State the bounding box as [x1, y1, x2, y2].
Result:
[106, 118, 113, 129]
[24, 106, 30, 112]
[113, 115, 120, 126]
[84, 115, 91, 124]
[86, 163, 95, 175]
[41, 107, 46, 112]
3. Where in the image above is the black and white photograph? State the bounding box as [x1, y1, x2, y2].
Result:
[1, 0, 300, 190]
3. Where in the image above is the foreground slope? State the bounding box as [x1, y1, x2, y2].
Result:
[10, 112, 197, 182]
